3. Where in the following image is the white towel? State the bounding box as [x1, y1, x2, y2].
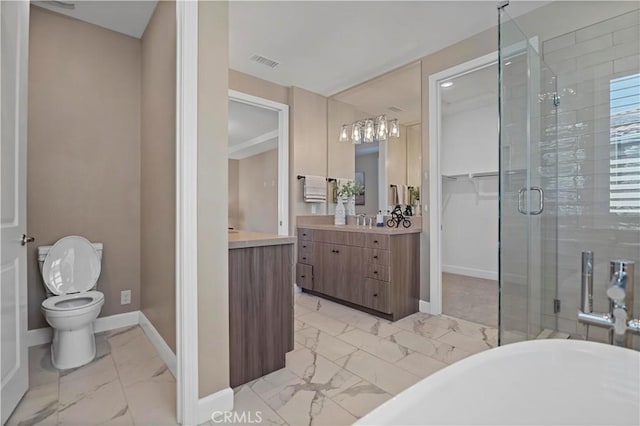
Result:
[304, 175, 326, 203]
[398, 184, 407, 205]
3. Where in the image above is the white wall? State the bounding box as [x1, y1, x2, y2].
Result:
[441, 97, 498, 280]
[441, 99, 498, 176]
[355, 152, 379, 215]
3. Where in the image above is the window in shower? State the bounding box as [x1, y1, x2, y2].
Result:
[610, 73, 640, 214]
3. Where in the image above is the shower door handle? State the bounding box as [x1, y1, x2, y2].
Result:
[518, 187, 544, 215]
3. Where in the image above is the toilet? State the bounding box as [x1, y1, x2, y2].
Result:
[38, 236, 104, 370]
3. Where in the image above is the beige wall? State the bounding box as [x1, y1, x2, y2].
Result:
[327, 99, 357, 180]
[228, 159, 240, 229]
[27, 7, 141, 329]
[198, 0, 230, 398]
[289, 87, 328, 232]
[418, 0, 640, 300]
[238, 149, 278, 234]
[230, 69, 289, 105]
[140, 1, 176, 351]
[406, 124, 421, 189]
[387, 125, 408, 188]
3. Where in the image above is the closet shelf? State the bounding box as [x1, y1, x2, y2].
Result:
[442, 171, 499, 181]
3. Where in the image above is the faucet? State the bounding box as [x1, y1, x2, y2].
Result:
[578, 253, 639, 347]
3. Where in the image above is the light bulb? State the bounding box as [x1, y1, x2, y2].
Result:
[352, 122, 362, 144]
[389, 119, 400, 138]
[339, 124, 349, 142]
[376, 115, 388, 141]
[363, 119, 375, 143]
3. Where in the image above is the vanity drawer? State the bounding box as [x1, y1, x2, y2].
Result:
[362, 278, 391, 313]
[314, 230, 364, 247]
[365, 248, 390, 266]
[296, 263, 313, 290]
[364, 234, 389, 250]
[298, 228, 314, 241]
[366, 263, 390, 282]
[298, 242, 315, 264]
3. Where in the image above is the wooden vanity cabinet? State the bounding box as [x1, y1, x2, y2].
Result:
[296, 228, 419, 321]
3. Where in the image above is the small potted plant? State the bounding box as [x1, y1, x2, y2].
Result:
[338, 181, 364, 216]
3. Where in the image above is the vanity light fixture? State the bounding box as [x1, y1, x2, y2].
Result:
[440, 81, 454, 88]
[340, 114, 400, 144]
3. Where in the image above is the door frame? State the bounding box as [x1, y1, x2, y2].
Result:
[0, 1, 30, 423]
[427, 51, 498, 315]
[175, 0, 199, 424]
[228, 90, 290, 236]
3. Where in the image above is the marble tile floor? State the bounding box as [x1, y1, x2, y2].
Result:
[442, 272, 499, 327]
[208, 291, 498, 426]
[7, 325, 177, 426]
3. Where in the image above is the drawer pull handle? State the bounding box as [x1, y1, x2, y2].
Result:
[302, 257, 307, 260]
[303, 233, 307, 236]
[373, 255, 378, 259]
[373, 240, 378, 243]
[373, 271, 378, 274]
[300, 275, 305, 278]
[373, 293, 378, 297]
[335, 250, 340, 254]
[303, 245, 307, 248]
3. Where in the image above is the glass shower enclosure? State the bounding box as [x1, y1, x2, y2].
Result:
[498, 7, 560, 344]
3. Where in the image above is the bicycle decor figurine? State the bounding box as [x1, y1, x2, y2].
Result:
[386, 205, 412, 228]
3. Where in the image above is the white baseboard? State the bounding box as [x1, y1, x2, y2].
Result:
[419, 300, 431, 314]
[442, 265, 498, 281]
[139, 312, 177, 378]
[26, 310, 140, 347]
[26, 327, 53, 347]
[94, 311, 140, 334]
[197, 387, 234, 425]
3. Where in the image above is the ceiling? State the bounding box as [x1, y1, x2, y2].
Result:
[228, 100, 278, 160]
[441, 62, 498, 114]
[32, 1, 157, 38]
[230, 1, 550, 96]
[333, 62, 421, 126]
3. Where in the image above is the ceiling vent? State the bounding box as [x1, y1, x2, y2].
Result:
[250, 54, 280, 69]
[388, 106, 404, 113]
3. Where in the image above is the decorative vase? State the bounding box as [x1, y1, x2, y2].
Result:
[334, 197, 346, 225]
[346, 196, 356, 216]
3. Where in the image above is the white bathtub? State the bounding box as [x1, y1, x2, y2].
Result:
[357, 339, 640, 425]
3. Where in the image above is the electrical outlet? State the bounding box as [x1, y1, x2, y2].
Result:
[120, 290, 131, 305]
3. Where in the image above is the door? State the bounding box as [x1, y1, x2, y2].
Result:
[1, 1, 30, 422]
[498, 6, 559, 345]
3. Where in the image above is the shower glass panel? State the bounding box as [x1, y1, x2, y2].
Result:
[498, 8, 559, 344]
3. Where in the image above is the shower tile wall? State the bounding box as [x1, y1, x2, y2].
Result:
[542, 9, 640, 349]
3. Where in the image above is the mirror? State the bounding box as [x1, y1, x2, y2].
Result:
[228, 98, 279, 233]
[327, 61, 422, 216]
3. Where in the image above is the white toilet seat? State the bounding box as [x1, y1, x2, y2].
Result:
[41, 291, 104, 316]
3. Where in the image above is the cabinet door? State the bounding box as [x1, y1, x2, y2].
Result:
[317, 242, 349, 299]
[296, 263, 313, 290]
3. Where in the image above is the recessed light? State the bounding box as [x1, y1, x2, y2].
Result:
[440, 81, 454, 88]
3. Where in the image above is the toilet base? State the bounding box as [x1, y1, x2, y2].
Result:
[50, 323, 97, 370]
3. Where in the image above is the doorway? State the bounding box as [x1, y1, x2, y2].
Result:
[428, 52, 499, 326]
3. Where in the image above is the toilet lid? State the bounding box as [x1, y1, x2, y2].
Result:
[42, 236, 101, 295]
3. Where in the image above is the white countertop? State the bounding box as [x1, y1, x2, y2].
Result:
[299, 224, 421, 235]
[228, 230, 296, 249]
